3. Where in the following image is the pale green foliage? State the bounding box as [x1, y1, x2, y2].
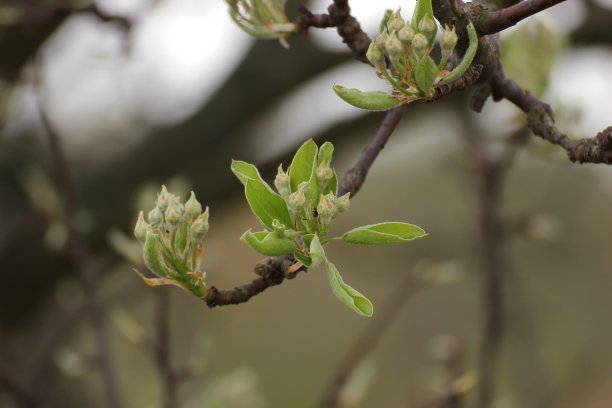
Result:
[225, 0, 297, 47]
[233, 139, 426, 316]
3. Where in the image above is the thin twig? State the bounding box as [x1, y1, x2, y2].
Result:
[315, 274, 421, 408]
[155, 289, 178, 408]
[474, 0, 566, 35]
[36, 93, 123, 408]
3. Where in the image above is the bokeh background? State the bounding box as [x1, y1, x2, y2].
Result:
[2, 0, 612, 407]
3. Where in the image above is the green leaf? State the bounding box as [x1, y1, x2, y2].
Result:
[240, 230, 296, 256]
[342, 222, 427, 245]
[289, 139, 318, 193]
[231, 160, 269, 188]
[439, 22, 479, 86]
[245, 179, 293, 230]
[411, 0, 435, 29]
[414, 55, 439, 95]
[326, 260, 373, 317]
[295, 251, 312, 267]
[143, 232, 176, 278]
[333, 85, 402, 112]
[379, 9, 393, 33]
[309, 235, 325, 268]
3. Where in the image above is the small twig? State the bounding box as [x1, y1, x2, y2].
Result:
[315, 274, 421, 408]
[474, 0, 567, 35]
[339, 106, 407, 197]
[155, 289, 179, 408]
[36, 93, 123, 408]
[491, 67, 612, 164]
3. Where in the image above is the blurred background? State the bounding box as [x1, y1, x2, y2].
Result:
[1, 0, 612, 407]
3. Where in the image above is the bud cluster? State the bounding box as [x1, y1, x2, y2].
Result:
[366, 8, 459, 98]
[134, 186, 210, 299]
[225, 0, 297, 47]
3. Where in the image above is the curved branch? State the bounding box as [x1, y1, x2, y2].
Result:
[491, 68, 612, 164]
[474, 0, 566, 35]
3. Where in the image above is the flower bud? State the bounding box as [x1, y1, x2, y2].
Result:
[274, 164, 290, 198]
[441, 27, 458, 52]
[316, 164, 333, 188]
[148, 206, 163, 228]
[317, 194, 335, 225]
[418, 16, 437, 43]
[411, 33, 429, 59]
[374, 30, 389, 53]
[398, 24, 415, 46]
[366, 41, 385, 71]
[184, 191, 202, 220]
[156, 185, 170, 212]
[288, 190, 306, 216]
[165, 198, 182, 226]
[385, 31, 403, 61]
[190, 207, 209, 242]
[334, 192, 350, 213]
[134, 211, 149, 243]
[387, 9, 404, 32]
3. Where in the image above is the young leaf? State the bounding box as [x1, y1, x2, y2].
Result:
[326, 260, 373, 317]
[289, 139, 318, 193]
[439, 22, 479, 86]
[342, 222, 426, 245]
[333, 85, 403, 112]
[414, 55, 439, 95]
[411, 0, 435, 29]
[240, 230, 296, 256]
[245, 179, 293, 230]
[325, 171, 338, 195]
[231, 160, 269, 189]
[309, 235, 325, 268]
[143, 232, 177, 278]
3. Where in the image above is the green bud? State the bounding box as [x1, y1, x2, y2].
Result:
[398, 24, 415, 46]
[411, 33, 429, 59]
[385, 32, 403, 61]
[148, 206, 163, 228]
[366, 41, 385, 71]
[418, 16, 437, 43]
[316, 164, 333, 188]
[184, 191, 202, 220]
[156, 185, 170, 212]
[375, 30, 389, 52]
[387, 9, 404, 32]
[288, 190, 306, 215]
[134, 211, 149, 243]
[190, 207, 209, 242]
[165, 198, 182, 226]
[441, 27, 458, 52]
[274, 164, 290, 198]
[334, 192, 351, 213]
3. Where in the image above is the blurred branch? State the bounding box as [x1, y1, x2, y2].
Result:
[491, 67, 612, 164]
[473, 0, 566, 35]
[36, 93, 123, 408]
[155, 289, 179, 408]
[297, 0, 371, 63]
[315, 274, 422, 408]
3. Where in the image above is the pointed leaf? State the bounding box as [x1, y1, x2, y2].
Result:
[333, 85, 402, 112]
[289, 139, 318, 193]
[231, 160, 269, 189]
[414, 55, 439, 95]
[143, 232, 177, 278]
[342, 222, 426, 245]
[326, 261, 373, 317]
[245, 179, 293, 230]
[309, 235, 325, 268]
[412, 0, 435, 29]
[240, 230, 296, 256]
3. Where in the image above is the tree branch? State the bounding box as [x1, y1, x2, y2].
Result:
[490, 67, 612, 164]
[298, 0, 371, 63]
[474, 0, 567, 35]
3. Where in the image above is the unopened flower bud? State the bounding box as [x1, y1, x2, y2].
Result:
[317, 194, 335, 225]
[418, 16, 437, 42]
[274, 165, 290, 198]
[334, 193, 350, 213]
[148, 206, 163, 228]
[411, 33, 429, 59]
[375, 30, 389, 52]
[316, 164, 333, 188]
[156, 185, 170, 212]
[387, 9, 404, 32]
[366, 41, 385, 71]
[165, 198, 182, 226]
[134, 211, 149, 243]
[385, 32, 403, 60]
[441, 27, 458, 52]
[190, 208, 209, 242]
[184, 191, 202, 220]
[288, 190, 306, 215]
[398, 24, 415, 46]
